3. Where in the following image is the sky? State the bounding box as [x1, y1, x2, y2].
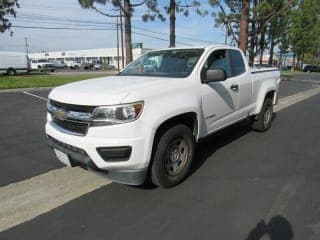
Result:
[0, 0, 227, 53]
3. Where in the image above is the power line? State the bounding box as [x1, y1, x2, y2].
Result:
[12, 26, 116, 31]
[15, 13, 218, 44]
[132, 31, 192, 46]
[10, 25, 192, 46]
[132, 25, 219, 44]
[13, 19, 114, 28]
[17, 13, 115, 26]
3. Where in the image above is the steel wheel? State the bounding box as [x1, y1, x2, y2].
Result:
[164, 138, 189, 176]
[263, 105, 272, 128]
[151, 124, 195, 188]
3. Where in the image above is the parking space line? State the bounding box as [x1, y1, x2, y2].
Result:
[265, 176, 304, 220]
[22, 91, 48, 102]
[0, 87, 320, 233]
[0, 167, 110, 232]
[274, 86, 320, 112]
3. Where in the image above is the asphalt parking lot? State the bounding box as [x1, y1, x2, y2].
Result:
[1, 73, 320, 239]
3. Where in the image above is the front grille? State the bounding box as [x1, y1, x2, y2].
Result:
[53, 118, 89, 135]
[49, 100, 96, 135]
[51, 100, 96, 113]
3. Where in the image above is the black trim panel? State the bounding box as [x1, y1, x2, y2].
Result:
[250, 69, 279, 74]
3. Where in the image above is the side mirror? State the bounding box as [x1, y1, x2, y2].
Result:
[203, 69, 227, 83]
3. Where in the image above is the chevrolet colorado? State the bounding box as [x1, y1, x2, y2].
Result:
[46, 46, 280, 188]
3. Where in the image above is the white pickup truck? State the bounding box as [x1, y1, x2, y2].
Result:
[46, 46, 280, 188]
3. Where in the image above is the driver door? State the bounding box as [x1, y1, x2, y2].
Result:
[200, 49, 239, 133]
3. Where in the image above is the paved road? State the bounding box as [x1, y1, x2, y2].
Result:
[0, 92, 63, 186]
[0, 73, 320, 239]
[0, 75, 316, 186]
[2, 88, 320, 240]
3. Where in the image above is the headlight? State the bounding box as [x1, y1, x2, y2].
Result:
[92, 102, 144, 126]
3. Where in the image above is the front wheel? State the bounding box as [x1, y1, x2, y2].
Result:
[151, 124, 195, 188]
[251, 98, 273, 132]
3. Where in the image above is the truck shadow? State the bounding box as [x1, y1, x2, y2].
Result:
[190, 113, 277, 175]
[246, 215, 293, 240]
[190, 118, 252, 175]
[138, 113, 277, 189]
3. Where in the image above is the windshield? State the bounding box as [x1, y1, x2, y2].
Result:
[120, 48, 204, 78]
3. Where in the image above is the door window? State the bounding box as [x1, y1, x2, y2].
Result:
[201, 49, 232, 80]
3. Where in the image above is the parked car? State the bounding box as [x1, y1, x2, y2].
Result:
[104, 64, 116, 70]
[93, 63, 103, 70]
[65, 61, 81, 69]
[46, 46, 281, 188]
[303, 65, 320, 73]
[49, 60, 66, 69]
[30, 59, 54, 72]
[81, 62, 94, 70]
[281, 66, 292, 71]
[0, 51, 30, 76]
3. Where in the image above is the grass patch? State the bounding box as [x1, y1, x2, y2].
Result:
[281, 70, 304, 76]
[0, 72, 115, 89]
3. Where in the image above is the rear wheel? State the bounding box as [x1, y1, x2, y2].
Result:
[251, 98, 273, 132]
[7, 68, 16, 76]
[151, 124, 195, 188]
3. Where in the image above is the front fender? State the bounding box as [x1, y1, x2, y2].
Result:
[147, 92, 202, 140]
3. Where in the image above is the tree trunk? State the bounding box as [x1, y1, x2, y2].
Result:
[278, 51, 282, 68]
[301, 51, 305, 70]
[169, 0, 176, 47]
[248, 33, 256, 66]
[124, 0, 133, 64]
[238, 0, 249, 54]
[248, 0, 257, 66]
[292, 53, 296, 71]
[259, 27, 266, 65]
[268, 38, 275, 66]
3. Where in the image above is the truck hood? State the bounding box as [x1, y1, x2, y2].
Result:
[49, 75, 180, 106]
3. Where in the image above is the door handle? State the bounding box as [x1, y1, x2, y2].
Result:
[230, 84, 239, 92]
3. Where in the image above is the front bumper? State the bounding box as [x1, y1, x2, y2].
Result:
[45, 120, 153, 185]
[47, 135, 147, 185]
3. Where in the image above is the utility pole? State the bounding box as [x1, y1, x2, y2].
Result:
[116, 16, 120, 72]
[119, 1, 125, 69]
[224, 27, 228, 45]
[24, 37, 29, 54]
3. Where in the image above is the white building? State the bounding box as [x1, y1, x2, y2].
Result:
[28, 47, 151, 67]
[254, 54, 279, 66]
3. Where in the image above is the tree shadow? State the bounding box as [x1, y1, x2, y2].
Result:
[246, 215, 294, 240]
[190, 118, 252, 175]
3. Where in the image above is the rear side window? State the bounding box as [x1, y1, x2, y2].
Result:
[229, 50, 246, 77]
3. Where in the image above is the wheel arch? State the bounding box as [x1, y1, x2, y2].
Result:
[153, 112, 199, 143]
[146, 112, 198, 186]
[251, 85, 277, 115]
[147, 112, 199, 169]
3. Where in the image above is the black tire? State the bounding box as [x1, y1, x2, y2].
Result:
[251, 98, 273, 132]
[7, 68, 16, 76]
[151, 124, 195, 188]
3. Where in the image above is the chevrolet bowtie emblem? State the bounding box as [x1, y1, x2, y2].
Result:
[55, 110, 66, 121]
